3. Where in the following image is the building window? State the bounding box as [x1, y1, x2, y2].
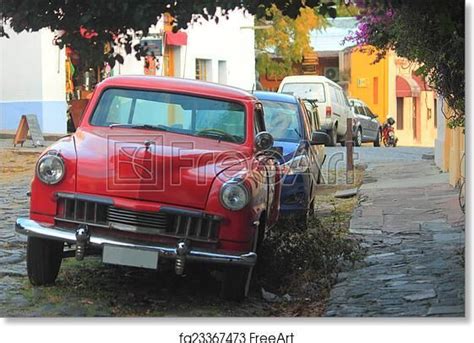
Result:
[218, 60, 227, 84]
[396, 97, 404, 130]
[195, 59, 211, 81]
[434, 98, 438, 128]
[373, 77, 379, 104]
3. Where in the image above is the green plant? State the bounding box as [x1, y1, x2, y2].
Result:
[257, 212, 364, 294]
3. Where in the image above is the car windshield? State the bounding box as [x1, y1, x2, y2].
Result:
[280, 82, 326, 102]
[261, 100, 301, 142]
[90, 88, 246, 143]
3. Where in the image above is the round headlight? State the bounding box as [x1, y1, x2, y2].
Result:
[220, 181, 250, 211]
[36, 154, 65, 185]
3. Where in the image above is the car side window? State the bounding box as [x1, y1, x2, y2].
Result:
[305, 108, 314, 137]
[329, 86, 338, 105]
[365, 106, 375, 118]
[312, 106, 321, 130]
[303, 101, 320, 132]
[355, 103, 364, 115]
[336, 89, 344, 106]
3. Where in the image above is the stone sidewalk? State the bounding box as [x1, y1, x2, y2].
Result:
[324, 160, 465, 317]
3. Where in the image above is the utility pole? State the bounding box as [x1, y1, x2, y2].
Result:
[346, 118, 354, 184]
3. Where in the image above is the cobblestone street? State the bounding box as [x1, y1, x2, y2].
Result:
[324, 148, 465, 317]
[0, 177, 29, 312]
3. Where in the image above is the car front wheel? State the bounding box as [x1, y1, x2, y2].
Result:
[27, 236, 64, 286]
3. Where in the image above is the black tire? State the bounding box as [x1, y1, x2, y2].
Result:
[327, 128, 337, 146]
[374, 130, 381, 147]
[27, 236, 64, 286]
[221, 266, 250, 301]
[355, 128, 362, 147]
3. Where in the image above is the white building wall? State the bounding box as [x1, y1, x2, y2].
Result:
[0, 28, 43, 100]
[0, 26, 67, 133]
[182, 9, 255, 90]
[40, 29, 67, 133]
[113, 9, 255, 91]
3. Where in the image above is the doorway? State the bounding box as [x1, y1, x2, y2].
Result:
[412, 97, 421, 142]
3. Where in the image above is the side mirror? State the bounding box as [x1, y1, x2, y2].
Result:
[311, 130, 330, 145]
[255, 131, 274, 151]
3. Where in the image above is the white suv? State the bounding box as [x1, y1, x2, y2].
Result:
[278, 75, 352, 146]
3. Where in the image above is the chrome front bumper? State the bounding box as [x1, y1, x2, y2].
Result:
[15, 218, 257, 267]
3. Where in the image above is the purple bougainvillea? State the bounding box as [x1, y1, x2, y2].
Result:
[345, 5, 395, 47]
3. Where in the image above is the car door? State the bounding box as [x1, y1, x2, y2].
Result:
[352, 101, 364, 137]
[328, 85, 347, 136]
[363, 104, 381, 140]
[255, 103, 280, 228]
[302, 100, 324, 189]
[354, 101, 372, 140]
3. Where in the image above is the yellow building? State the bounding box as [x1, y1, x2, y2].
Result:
[344, 47, 438, 147]
[435, 103, 465, 187]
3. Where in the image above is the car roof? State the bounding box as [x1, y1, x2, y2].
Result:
[280, 75, 341, 89]
[253, 91, 299, 104]
[97, 76, 256, 101]
[349, 98, 366, 105]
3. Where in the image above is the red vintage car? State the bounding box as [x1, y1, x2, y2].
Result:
[15, 76, 282, 300]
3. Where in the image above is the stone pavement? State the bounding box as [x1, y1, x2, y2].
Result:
[324, 159, 465, 317]
[0, 178, 30, 313]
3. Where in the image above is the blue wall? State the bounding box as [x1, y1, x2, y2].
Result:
[0, 100, 67, 134]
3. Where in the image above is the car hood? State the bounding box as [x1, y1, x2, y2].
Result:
[73, 127, 251, 209]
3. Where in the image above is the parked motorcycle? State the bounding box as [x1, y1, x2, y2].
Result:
[381, 117, 398, 147]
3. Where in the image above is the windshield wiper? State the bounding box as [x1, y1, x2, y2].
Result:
[109, 123, 170, 131]
[294, 128, 302, 139]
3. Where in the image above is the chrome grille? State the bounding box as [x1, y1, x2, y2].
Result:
[107, 206, 169, 231]
[56, 196, 108, 228]
[171, 216, 219, 240]
[55, 194, 220, 242]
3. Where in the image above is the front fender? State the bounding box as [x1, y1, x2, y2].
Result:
[204, 159, 267, 251]
[30, 135, 77, 223]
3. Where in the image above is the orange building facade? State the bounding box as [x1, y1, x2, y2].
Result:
[345, 47, 438, 147]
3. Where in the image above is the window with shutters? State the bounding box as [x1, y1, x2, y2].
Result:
[396, 97, 404, 130]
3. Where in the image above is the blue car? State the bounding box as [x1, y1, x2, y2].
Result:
[254, 91, 327, 228]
